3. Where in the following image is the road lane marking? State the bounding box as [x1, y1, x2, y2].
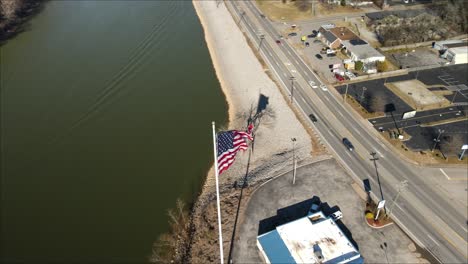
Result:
[440, 168, 451, 180]
[283, 73, 287, 77]
[268, 52, 272, 56]
[287, 50, 291, 55]
[291, 69, 296, 73]
[285, 62, 291, 66]
[295, 59, 299, 64]
[324, 96, 330, 102]
[427, 234, 440, 246]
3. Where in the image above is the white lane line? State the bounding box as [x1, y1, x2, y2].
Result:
[283, 72, 287, 77]
[285, 62, 291, 66]
[337, 111, 344, 118]
[459, 223, 468, 233]
[268, 52, 272, 56]
[439, 168, 451, 180]
[295, 59, 299, 64]
[427, 234, 440, 246]
[275, 61, 280, 66]
[291, 69, 296, 73]
[324, 96, 330, 102]
[287, 50, 291, 55]
[377, 150, 385, 158]
[395, 202, 405, 212]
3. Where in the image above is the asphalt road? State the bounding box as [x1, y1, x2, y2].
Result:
[226, 1, 468, 263]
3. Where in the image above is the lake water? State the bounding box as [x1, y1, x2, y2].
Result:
[0, 1, 227, 262]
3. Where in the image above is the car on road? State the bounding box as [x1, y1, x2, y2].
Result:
[305, 42, 310, 47]
[320, 84, 328, 91]
[342, 137, 354, 151]
[276, 40, 281, 44]
[309, 113, 318, 122]
[288, 32, 297, 37]
[315, 54, 323, 60]
[330, 211, 343, 221]
[309, 81, 318, 88]
[308, 197, 322, 214]
[335, 73, 345, 82]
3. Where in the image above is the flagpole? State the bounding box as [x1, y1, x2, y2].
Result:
[212, 121, 224, 264]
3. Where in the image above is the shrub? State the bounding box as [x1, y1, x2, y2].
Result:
[355, 61, 364, 71]
[376, 60, 388, 72]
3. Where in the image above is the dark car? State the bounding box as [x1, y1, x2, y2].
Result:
[288, 32, 298, 37]
[312, 29, 318, 34]
[305, 42, 310, 47]
[335, 73, 345, 82]
[309, 196, 322, 214]
[315, 54, 323, 60]
[307, 33, 317, 38]
[327, 53, 336, 57]
[342, 138, 354, 151]
[309, 113, 318, 122]
[276, 40, 281, 44]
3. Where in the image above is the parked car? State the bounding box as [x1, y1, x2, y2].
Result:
[345, 71, 356, 79]
[342, 138, 354, 151]
[315, 54, 323, 60]
[307, 33, 317, 38]
[313, 39, 321, 43]
[288, 32, 297, 37]
[276, 40, 281, 44]
[312, 29, 318, 34]
[327, 53, 336, 57]
[309, 81, 318, 88]
[335, 73, 345, 82]
[305, 42, 310, 47]
[309, 197, 322, 214]
[309, 113, 318, 122]
[320, 84, 328, 91]
[330, 211, 343, 221]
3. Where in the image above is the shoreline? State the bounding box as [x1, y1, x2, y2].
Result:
[184, 1, 315, 262]
[0, 1, 43, 44]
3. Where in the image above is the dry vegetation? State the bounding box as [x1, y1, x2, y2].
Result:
[0, 0, 42, 42]
[371, 1, 468, 46]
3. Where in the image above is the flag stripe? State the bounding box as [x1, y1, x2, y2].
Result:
[216, 125, 254, 174]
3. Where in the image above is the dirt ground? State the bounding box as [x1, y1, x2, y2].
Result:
[256, 0, 364, 21]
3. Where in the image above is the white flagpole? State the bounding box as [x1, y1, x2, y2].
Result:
[212, 121, 224, 264]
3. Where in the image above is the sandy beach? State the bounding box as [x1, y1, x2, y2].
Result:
[186, 0, 325, 262]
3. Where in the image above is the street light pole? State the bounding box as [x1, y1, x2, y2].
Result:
[451, 90, 458, 104]
[289, 76, 296, 103]
[291, 138, 297, 184]
[360, 86, 367, 105]
[431, 129, 445, 152]
[386, 180, 408, 219]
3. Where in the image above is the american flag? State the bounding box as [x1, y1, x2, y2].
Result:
[217, 124, 254, 174]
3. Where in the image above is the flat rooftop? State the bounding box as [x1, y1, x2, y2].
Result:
[329, 27, 359, 41]
[258, 212, 362, 264]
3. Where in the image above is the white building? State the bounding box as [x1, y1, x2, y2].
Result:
[342, 39, 385, 63]
[257, 211, 363, 264]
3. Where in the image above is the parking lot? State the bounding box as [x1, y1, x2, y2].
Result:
[336, 64, 468, 156]
[274, 21, 349, 83]
[232, 159, 432, 263]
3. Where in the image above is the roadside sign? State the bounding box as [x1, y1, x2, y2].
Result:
[402, 110, 417, 120]
[377, 200, 386, 209]
[462, 145, 468, 150]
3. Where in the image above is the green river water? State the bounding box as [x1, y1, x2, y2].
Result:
[0, 1, 227, 262]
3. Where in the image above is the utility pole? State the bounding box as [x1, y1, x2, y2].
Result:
[289, 76, 296, 103]
[415, 70, 420, 80]
[344, 83, 349, 103]
[431, 129, 445, 152]
[370, 152, 384, 202]
[291, 138, 297, 184]
[386, 180, 408, 219]
[258, 34, 265, 51]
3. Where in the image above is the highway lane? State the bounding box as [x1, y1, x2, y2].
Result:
[240, 0, 467, 239]
[227, 1, 467, 262]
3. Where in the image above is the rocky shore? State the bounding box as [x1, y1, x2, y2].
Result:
[0, 0, 42, 43]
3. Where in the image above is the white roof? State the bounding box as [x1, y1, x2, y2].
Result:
[342, 40, 384, 60]
[275, 212, 360, 264]
[448, 47, 468, 55]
